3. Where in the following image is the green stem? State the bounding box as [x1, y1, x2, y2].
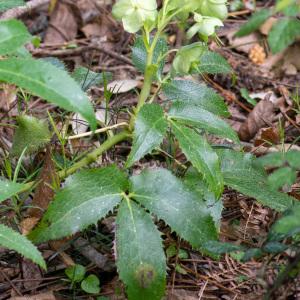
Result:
[57, 131, 130, 178]
[19, 131, 130, 194]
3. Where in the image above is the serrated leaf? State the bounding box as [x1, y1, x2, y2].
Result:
[0, 178, 25, 202]
[268, 167, 296, 190]
[0, 19, 31, 55]
[270, 205, 300, 237]
[130, 168, 218, 249]
[195, 51, 231, 74]
[236, 9, 272, 37]
[132, 36, 168, 77]
[171, 121, 223, 197]
[11, 115, 51, 156]
[202, 241, 244, 255]
[168, 102, 238, 142]
[0, 224, 46, 269]
[218, 149, 296, 211]
[126, 104, 168, 167]
[116, 200, 166, 300]
[286, 150, 300, 169]
[29, 166, 128, 243]
[184, 168, 223, 230]
[0, 0, 25, 11]
[72, 66, 112, 92]
[268, 18, 300, 53]
[0, 58, 97, 130]
[256, 152, 285, 168]
[162, 80, 229, 117]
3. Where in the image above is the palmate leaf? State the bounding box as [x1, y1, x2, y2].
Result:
[218, 149, 296, 212]
[0, 19, 31, 55]
[268, 18, 300, 53]
[11, 115, 51, 156]
[196, 51, 231, 74]
[168, 102, 239, 142]
[0, 178, 25, 203]
[171, 121, 223, 197]
[130, 168, 218, 249]
[116, 200, 166, 300]
[0, 224, 46, 269]
[126, 104, 168, 167]
[29, 166, 128, 243]
[0, 58, 97, 130]
[162, 80, 229, 117]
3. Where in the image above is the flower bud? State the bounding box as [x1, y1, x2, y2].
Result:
[187, 13, 223, 39]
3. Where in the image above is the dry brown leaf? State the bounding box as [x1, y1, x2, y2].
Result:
[260, 17, 278, 36]
[28, 148, 58, 218]
[254, 127, 280, 147]
[238, 96, 277, 141]
[21, 259, 43, 290]
[168, 289, 198, 300]
[101, 79, 140, 94]
[44, 2, 77, 43]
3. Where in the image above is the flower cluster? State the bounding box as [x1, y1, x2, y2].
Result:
[112, 0, 227, 37]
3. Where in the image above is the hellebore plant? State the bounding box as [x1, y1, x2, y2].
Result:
[0, 1, 297, 300]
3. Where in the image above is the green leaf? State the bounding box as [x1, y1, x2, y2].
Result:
[268, 18, 300, 53]
[263, 242, 287, 253]
[240, 88, 257, 106]
[116, 200, 166, 300]
[270, 206, 300, 237]
[0, 19, 31, 55]
[218, 149, 296, 211]
[0, 58, 97, 130]
[29, 166, 128, 243]
[286, 150, 300, 169]
[195, 51, 231, 74]
[171, 121, 223, 197]
[65, 264, 86, 283]
[0, 224, 46, 269]
[236, 9, 272, 37]
[0, 0, 25, 11]
[202, 241, 244, 255]
[162, 80, 229, 117]
[184, 167, 223, 230]
[132, 36, 168, 77]
[72, 66, 112, 92]
[11, 115, 51, 156]
[256, 152, 285, 168]
[81, 275, 100, 294]
[168, 102, 238, 142]
[130, 168, 218, 249]
[268, 167, 296, 190]
[0, 178, 25, 203]
[126, 104, 168, 167]
[241, 248, 263, 262]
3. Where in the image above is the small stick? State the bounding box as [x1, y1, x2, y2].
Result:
[67, 122, 128, 140]
[0, 0, 50, 20]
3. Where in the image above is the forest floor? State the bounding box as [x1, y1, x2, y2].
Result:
[1, 0, 300, 299]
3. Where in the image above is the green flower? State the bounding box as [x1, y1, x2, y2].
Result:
[187, 13, 223, 39]
[112, 0, 157, 33]
[172, 42, 206, 74]
[199, 0, 228, 20]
